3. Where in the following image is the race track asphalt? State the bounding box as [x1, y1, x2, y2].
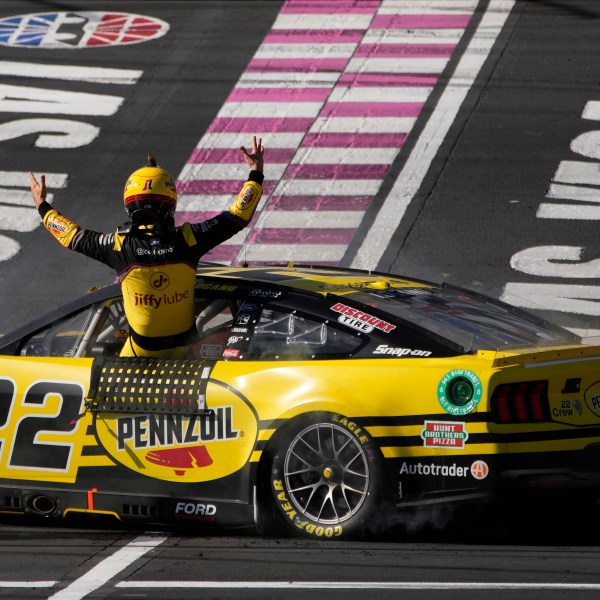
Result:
[0, 1, 600, 598]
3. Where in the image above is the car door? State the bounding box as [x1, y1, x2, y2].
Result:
[0, 301, 109, 486]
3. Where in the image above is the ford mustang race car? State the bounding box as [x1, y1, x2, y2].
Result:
[0, 263, 599, 540]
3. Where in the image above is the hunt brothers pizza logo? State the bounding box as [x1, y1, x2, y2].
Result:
[420, 421, 468, 449]
[95, 389, 258, 483]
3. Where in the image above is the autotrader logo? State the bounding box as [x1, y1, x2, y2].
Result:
[399, 460, 490, 480]
[470, 460, 489, 480]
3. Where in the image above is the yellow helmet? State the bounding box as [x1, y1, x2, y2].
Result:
[123, 154, 177, 222]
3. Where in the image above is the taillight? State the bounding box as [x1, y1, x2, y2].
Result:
[491, 381, 549, 423]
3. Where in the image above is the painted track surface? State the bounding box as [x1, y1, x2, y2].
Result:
[0, 1, 600, 598]
[0, 0, 283, 333]
[0, 0, 510, 332]
[0, 0, 598, 340]
[384, 0, 600, 337]
[2, 512, 600, 599]
[176, 0, 481, 267]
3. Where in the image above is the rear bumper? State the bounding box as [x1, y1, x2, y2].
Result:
[497, 466, 600, 506]
[0, 486, 255, 528]
[392, 446, 600, 511]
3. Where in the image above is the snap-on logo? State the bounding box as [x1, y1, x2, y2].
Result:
[373, 345, 431, 357]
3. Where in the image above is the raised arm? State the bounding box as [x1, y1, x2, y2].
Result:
[29, 171, 47, 209]
[228, 136, 265, 223]
[239, 136, 264, 173]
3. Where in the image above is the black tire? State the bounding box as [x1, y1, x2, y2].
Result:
[263, 413, 390, 540]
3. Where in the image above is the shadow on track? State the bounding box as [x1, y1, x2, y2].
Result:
[1, 502, 598, 547]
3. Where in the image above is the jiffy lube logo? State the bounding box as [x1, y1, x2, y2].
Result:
[134, 290, 189, 309]
[150, 271, 169, 291]
[94, 383, 258, 482]
[0, 12, 169, 48]
[134, 272, 188, 310]
[437, 369, 483, 416]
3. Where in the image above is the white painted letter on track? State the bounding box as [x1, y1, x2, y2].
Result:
[0, 119, 99, 148]
[570, 131, 600, 161]
[511, 246, 600, 278]
[0, 84, 124, 116]
[502, 283, 600, 316]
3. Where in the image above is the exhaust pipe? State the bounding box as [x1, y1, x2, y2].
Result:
[26, 494, 58, 517]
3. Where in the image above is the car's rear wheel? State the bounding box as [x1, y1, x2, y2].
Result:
[263, 414, 390, 540]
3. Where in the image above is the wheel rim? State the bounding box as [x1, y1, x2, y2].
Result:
[283, 422, 370, 525]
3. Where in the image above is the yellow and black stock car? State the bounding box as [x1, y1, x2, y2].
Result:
[0, 264, 599, 540]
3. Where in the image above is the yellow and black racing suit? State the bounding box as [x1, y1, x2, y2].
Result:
[37, 170, 263, 358]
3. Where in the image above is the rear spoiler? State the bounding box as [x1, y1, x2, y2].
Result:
[491, 344, 600, 368]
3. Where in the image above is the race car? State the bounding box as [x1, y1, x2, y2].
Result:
[0, 263, 599, 540]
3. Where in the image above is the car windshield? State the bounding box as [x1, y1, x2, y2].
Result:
[352, 284, 579, 352]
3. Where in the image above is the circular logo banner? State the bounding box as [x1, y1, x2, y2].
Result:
[437, 369, 483, 416]
[470, 460, 489, 480]
[0, 12, 169, 49]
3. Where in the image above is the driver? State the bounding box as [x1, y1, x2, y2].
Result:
[29, 136, 264, 358]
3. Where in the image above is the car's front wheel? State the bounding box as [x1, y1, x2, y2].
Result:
[265, 414, 390, 540]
